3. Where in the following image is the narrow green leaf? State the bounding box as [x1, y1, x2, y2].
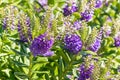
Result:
[14, 72, 28, 79]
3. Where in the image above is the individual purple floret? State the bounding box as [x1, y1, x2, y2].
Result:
[81, 10, 94, 22]
[72, 21, 82, 30]
[114, 32, 120, 47]
[78, 64, 94, 80]
[17, 21, 28, 42]
[63, 5, 72, 16]
[30, 33, 54, 56]
[64, 34, 82, 54]
[95, 0, 102, 8]
[71, 3, 78, 13]
[87, 38, 101, 52]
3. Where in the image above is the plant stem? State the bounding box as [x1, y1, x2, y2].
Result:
[28, 53, 33, 80]
[60, 55, 77, 80]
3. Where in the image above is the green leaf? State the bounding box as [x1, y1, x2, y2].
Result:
[32, 63, 43, 71]
[72, 12, 81, 19]
[115, 55, 120, 63]
[56, 46, 71, 63]
[2, 69, 11, 77]
[85, 27, 98, 47]
[14, 72, 28, 79]
[48, 0, 54, 5]
[33, 71, 49, 74]
[45, 73, 50, 80]
[58, 56, 64, 79]
[11, 48, 28, 56]
[0, 53, 8, 57]
[78, 25, 90, 44]
[12, 60, 28, 67]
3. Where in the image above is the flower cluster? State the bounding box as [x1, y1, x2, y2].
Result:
[80, 0, 103, 22]
[62, 0, 103, 21]
[64, 34, 82, 54]
[30, 33, 54, 56]
[78, 64, 94, 80]
[63, 3, 78, 16]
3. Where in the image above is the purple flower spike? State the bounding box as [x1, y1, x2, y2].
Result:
[17, 17, 32, 42]
[64, 34, 82, 54]
[87, 38, 101, 52]
[114, 32, 120, 47]
[78, 64, 94, 80]
[95, 0, 102, 8]
[17, 22, 28, 42]
[81, 10, 94, 22]
[30, 33, 54, 57]
[63, 5, 72, 16]
[26, 17, 32, 41]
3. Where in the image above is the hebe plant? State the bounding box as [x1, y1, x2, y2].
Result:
[0, 0, 120, 80]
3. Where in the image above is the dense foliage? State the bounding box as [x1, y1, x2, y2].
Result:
[0, 0, 120, 80]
